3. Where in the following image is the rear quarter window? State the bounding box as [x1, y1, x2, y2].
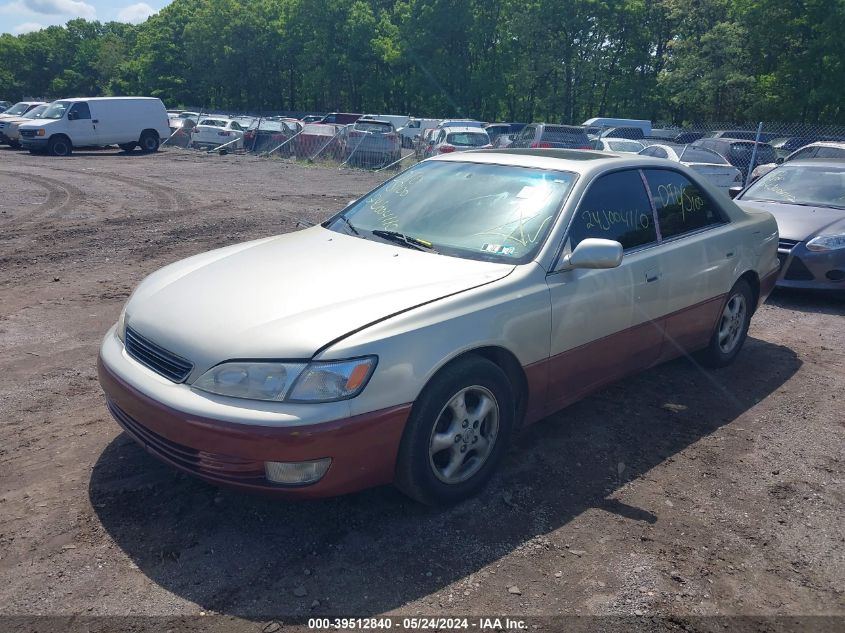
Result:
[643, 169, 726, 239]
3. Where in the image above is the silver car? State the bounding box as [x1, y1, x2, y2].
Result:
[98, 149, 779, 504]
[736, 159, 845, 290]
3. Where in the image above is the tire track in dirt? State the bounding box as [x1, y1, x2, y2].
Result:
[45, 166, 192, 213]
[0, 171, 85, 226]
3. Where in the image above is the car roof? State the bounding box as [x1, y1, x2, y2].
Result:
[430, 148, 646, 174]
[803, 141, 845, 149]
[53, 97, 162, 102]
[602, 137, 643, 143]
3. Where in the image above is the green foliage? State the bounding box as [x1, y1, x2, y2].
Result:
[0, 0, 841, 123]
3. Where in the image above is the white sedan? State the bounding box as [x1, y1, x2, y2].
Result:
[190, 118, 247, 150]
[639, 144, 743, 193]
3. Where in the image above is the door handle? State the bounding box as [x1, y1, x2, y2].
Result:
[92, 119, 99, 123]
[646, 270, 660, 283]
[725, 251, 734, 258]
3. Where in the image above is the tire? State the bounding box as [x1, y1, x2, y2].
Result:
[119, 142, 136, 152]
[695, 279, 754, 368]
[139, 131, 159, 153]
[47, 136, 72, 157]
[394, 356, 515, 505]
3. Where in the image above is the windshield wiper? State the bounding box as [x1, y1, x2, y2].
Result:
[335, 215, 360, 235]
[371, 229, 437, 252]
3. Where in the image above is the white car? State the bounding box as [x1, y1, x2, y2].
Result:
[429, 126, 491, 155]
[639, 144, 743, 193]
[750, 141, 845, 181]
[0, 101, 45, 120]
[592, 137, 644, 153]
[190, 118, 247, 150]
[0, 103, 48, 147]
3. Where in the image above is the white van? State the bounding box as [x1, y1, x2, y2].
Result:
[19, 97, 171, 156]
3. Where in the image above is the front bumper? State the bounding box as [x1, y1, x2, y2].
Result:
[777, 241, 845, 291]
[20, 137, 48, 150]
[97, 353, 411, 498]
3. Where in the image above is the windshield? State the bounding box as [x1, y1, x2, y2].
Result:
[741, 165, 845, 209]
[23, 104, 48, 119]
[355, 121, 392, 133]
[607, 140, 644, 152]
[446, 132, 488, 146]
[41, 101, 72, 120]
[678, 146, 729, 164]
[4, 102, 32, 116]
[326, 160, 577, 263]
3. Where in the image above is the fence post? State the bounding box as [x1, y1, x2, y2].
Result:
[745, 121, 764, 187]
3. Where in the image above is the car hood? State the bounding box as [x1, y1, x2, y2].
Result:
[737, 200, 845, 241]
[125, 226, 514, 373]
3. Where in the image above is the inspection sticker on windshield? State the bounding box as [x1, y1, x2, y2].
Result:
[482, 243, 503, 253]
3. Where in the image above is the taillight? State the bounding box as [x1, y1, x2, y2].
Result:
[530, 142, 552, 148]
[439, 145, 455, 153]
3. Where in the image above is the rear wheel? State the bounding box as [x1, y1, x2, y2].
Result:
[395, 356, 514, 505]
[47, 136, 72, 157]
[696, 279, 753, 368]
[139, 131, 159, 153]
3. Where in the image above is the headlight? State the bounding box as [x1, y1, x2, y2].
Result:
[116, 308, 127, 342]
[806, 234, 845, 252]
[192, 356, 377, 403]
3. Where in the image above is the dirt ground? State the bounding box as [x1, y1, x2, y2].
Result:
[0, 146, 843, 632]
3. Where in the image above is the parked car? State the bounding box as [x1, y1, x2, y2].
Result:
[751, 141, 845, 180]
[337, 119, 402, 167]
[0, 101, 45, 120]
[510, 123, 592, 150]
[436, 119, 484, 130]
[582, 117, 651, 137]
[188, 117, 247, 151]
[397, 117, 440, 148]
[735, 160, 844, 291]
[673, 131, 705, 144]
[415, 126, 439, 159]
[363, 114, 410, 132]
[0, 101, 11, 111]
[294, 122, 342, 159]
[243, 119, 298, 154]
[483, 123, 527, 145]
[97, 150, 778, 503]
[693, 138, 778, 180]
[491, 133, 516, 149]
[639, 144, 743, 193]
[0, 103, 48, 147]
[591, 137, 644, 153]
[19, 97, 170, 156]
[429, 126, 491, 154]
[707, 130, 779, 143]
[319, 112, 362, 125]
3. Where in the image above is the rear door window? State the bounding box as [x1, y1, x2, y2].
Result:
[567, 169, 657, 251]
[643, 169, 726, 239]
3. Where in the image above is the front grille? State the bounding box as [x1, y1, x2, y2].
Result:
[20, 129, 36, 138]
[784, 256, 815, 281]
[107, 401, 265, 484]
[124, 327, 193, 383]
[778, 238, 799, 251]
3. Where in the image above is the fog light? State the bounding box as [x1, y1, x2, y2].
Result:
[825, 269, 844, 282]
[264, 458, 331, 485]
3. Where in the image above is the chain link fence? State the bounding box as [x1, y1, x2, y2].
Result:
[159, 113, 845, 180]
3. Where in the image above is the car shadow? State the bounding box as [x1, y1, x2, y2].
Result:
[766, 287, 845, 316]
[89, 335, 799, 618]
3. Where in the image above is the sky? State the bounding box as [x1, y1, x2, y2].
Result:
[0, 0, 173, 34]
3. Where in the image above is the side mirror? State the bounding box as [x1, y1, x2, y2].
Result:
[67, 112, 77, 121]
[558, 238, 623, 271]
[728, 186, 743, 199]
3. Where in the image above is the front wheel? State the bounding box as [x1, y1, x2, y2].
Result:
[47, 136, 72, 157]
[139, 131, 160, 153]
[395, 356, 514, 505]
[696, 279, 753, 368]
